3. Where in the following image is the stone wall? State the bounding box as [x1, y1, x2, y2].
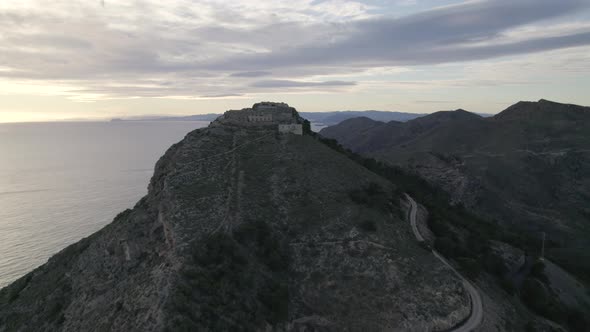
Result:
[278, 124, 303, 135]
[248, 114, 273, 122]
[219, 102, 298, 127]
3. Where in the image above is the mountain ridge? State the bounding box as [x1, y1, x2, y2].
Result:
[320, 99, 590, 278]
[493, 99, 590, 122]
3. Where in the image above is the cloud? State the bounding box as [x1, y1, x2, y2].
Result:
[250, 80, 356, 88]
[199, 93, 244, 98]
[0, 0, 588, 100]
[207, 0, 590, 70]
[230, 71, 271, 77]
[414, 100, 456, 104]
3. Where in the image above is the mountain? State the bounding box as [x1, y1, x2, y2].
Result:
[0, 103, 470, 331]
[299, 110, 427, 125]
[320, 110, 484, 153]
[321, 99, 590, 328]
[321, 99, 590, 278]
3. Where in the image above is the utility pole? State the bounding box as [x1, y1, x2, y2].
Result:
[540, 232, 545, 261]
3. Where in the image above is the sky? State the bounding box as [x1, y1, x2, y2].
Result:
[1, 0, 590, 122]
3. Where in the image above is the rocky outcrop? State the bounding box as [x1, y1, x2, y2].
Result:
[0, 106, 469, 331]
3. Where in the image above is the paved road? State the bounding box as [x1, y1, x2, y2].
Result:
[405, 194, 483, 332]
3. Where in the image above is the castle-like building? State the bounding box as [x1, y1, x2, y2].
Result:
[216, 102, 303, 135]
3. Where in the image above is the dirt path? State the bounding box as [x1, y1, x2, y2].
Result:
[214, 132, 271, 234]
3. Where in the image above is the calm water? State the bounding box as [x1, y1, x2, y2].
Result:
[0, 121, 207, 288]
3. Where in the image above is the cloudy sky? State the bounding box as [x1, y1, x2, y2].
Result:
[1, 0, 590, 122]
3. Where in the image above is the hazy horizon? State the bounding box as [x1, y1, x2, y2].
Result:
[1, 0, 590, 122]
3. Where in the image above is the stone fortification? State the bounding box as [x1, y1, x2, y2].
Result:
[217, 102, 299, 127]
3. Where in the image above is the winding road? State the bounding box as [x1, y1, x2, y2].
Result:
[405, 194, 483, 332]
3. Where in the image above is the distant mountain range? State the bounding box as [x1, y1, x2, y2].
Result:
[299, 111, 427, 125]
[111, 114, 221, 122]
[111, 110, 492, 126]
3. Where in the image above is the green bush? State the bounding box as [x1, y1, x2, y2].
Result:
[567, 309, 590, 331]
[524, 321, 536, 332]
[357, 220, 377, 232]
[499, 277, 516, 295]
[169, 219, 291, 330]
[435, 237, 457, 257]
[520, 277, 567, 322]
[457, 257, 482, 279]
[484, 252, 509, 277]
[234, 219, 289, 271]
[530, 261, 549, 284]
[521, 278, 549, 312]
[349, 182, 393, 212]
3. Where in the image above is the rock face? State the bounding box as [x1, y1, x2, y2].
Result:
[0, 104, 469, 331]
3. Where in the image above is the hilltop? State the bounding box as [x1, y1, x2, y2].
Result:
[0, 103, 469, 331]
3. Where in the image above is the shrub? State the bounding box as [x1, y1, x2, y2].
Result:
[567, 309, 590, 331]
[435, 237, 457, 257]
[530, 261, 549, 284]
[349, 182, 393, 211]
[499, 277, 516, 295]
[457, 257, 481, 279]
[521, 277, 549, 312]
[234, 219, 289, 271]
[357, 220, 377, 232]
[483, 250, 510, 277]
[524, 321, 536, 332]
[520, 277, 567, 322]
[169, 220, 292, 330]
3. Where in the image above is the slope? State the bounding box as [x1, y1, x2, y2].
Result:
[320, 99, 590, 329]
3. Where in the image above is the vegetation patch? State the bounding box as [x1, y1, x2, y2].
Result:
[167, 220, 290, 331]
[357, 219, 377, 232]
[349, 182, 394, 212]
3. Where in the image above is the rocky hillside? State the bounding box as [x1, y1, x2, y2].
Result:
[321, 99, 590, 327]
[321, 99, 590, 246]
[0, 106, 469, 331]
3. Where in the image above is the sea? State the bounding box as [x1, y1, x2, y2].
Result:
[0, 121, 208, 288]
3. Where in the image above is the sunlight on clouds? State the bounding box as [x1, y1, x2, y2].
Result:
[0, 80, 78, 96]
[0, 111, 85, 123]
